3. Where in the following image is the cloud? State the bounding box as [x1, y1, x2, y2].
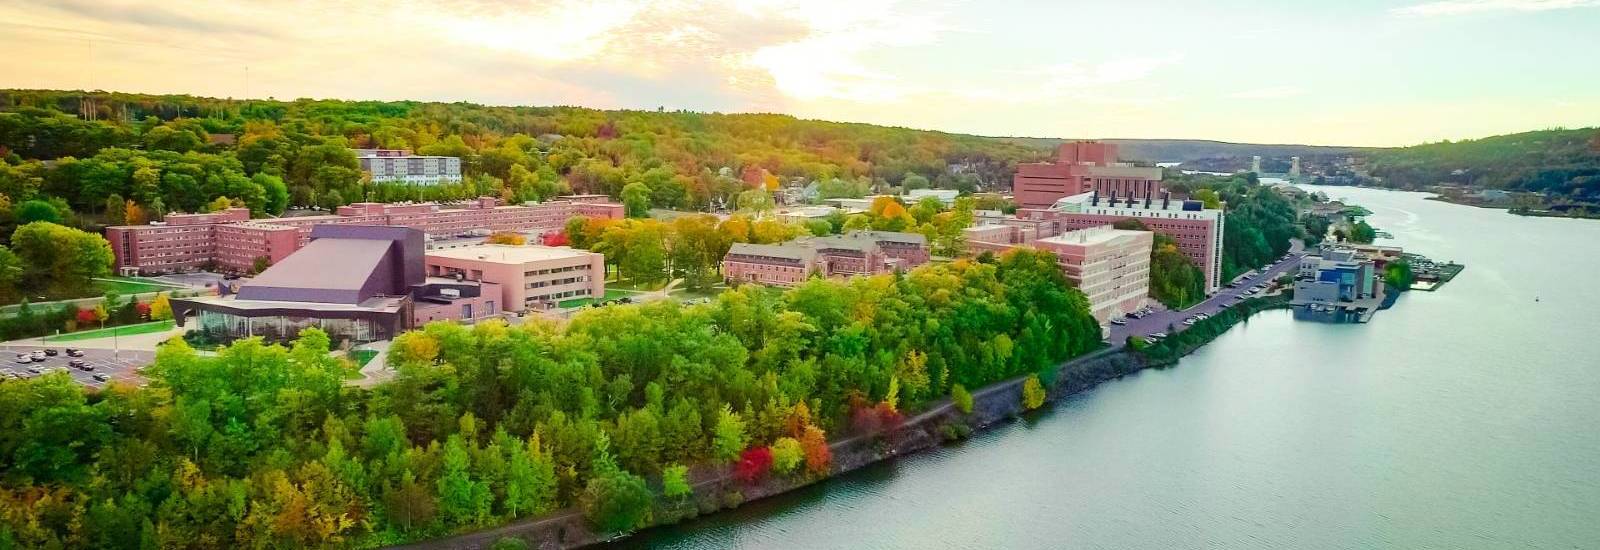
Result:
[1228, 86, 1305, 100]
[1391, 0, 1600, 16]
[31, 0, 280, 37]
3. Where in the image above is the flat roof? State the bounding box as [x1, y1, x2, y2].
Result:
[1037, 226, 1148, 246]
[426, 244, 594, 264]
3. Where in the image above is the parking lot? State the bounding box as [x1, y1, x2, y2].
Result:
[1107, 241, 1307, 346]
[0, 344, 154, 390]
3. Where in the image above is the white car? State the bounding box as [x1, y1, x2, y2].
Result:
[1110, 318, 1128, 326]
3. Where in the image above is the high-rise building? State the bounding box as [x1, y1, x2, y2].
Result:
[1012, 141, 1164, 208]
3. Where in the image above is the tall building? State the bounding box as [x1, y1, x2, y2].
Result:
[1014, 191, 1225, 293]
[1012, 141, 1164, 208]
[1032, 227, 1152, 324]
[107, 196, 623, 275]
[355, 148, 462, 185]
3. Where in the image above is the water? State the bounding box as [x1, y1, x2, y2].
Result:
[618, 188, 1600, 549]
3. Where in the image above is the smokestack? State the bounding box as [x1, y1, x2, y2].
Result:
[1091, 188, 1099, 206]
[1163, 191, 1171, 209]
[1108, 190, 1117, 207]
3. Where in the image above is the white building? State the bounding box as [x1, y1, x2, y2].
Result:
[356, 149, 463, 185]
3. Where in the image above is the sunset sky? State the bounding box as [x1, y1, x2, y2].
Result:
[2, 0, 1597, 146]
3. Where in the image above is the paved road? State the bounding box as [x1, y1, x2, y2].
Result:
[0, 344, 153, 390]
[1108, 241, 1306, 346]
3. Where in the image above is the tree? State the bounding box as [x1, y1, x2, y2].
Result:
[255, 173, 290, 215]
[799, 425, 831, 475]
[712, 405, 747, 463]
[14, 200, 61, 224]
[621, 182, 651, 218]
[1022, 374, 1046, 410]
[579, 468, 652, 533]
[952, 384, 973, 415]
[436, 435, 492, 527]
[771, 437, 803, 475]
[10, 222, 114, 297]
[205, 196, 235, 213]
[661, 464, 691, 499]
[486, 232, 526, 245]
[148, 292, 173, 321]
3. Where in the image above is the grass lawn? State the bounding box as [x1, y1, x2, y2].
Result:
[93, 276, 185, 295]
[349, 349, 379, 367]
[559, 289, 646, 309]
[44, 320, 176, 342]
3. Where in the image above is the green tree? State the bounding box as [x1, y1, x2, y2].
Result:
[952, 384, 973, 415]
[712, 405, 747, 463]
[661, 464, 691, 500]
[621, 182, 651, 218]
[14, 200, 61, 224]
[1022, 374, 1046, 411]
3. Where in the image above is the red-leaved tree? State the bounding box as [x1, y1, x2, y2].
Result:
[734, 447, 773, 483]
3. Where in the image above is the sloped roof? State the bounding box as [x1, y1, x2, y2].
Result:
[235, 238, 393, 304]
[728, 242, 816, 263]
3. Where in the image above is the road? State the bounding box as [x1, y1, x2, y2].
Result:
[0, 344, 153, 390]
[1108, 241, 1306, 346]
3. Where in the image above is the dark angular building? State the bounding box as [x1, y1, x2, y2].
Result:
[173, 225, 486, 345]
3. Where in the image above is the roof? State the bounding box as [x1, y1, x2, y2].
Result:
[1037, 226, 1150, 247]
[808, 236, 877, 253]
[426, 244, 595, 264]
[239, 238, 393, 297]
[727, 242, 816, 262]
[845, 230, 927, 245]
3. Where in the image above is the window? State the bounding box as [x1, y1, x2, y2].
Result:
[462, 304, 474, 319]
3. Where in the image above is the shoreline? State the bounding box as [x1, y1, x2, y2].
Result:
[395, 295, 1294, 550]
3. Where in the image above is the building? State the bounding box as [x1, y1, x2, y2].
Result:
[108, 196, 622, 275]
[904, 188, 960, 205]
[1016, 191, 1225, 294]
[721, 230, 930, 288]
[1294, 247, 1377, 304]
[1033, 227, 1152, 324]
[965, 224, 1152, 324]
[1012, 142, 1164, 208]
[171, 226, 498, 345]
[355, 148, 463, 185]
[424, 244, 605, 312]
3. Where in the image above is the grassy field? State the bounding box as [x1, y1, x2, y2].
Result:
[93, 276, 186, 295]
[558, 289, 646, 309]
[43, 320, 176, 342]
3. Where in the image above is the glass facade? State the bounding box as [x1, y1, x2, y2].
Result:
[197, 309, 381, 344]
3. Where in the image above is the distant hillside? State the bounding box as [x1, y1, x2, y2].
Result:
[1362, 127, 1600, 194]
[996, 136, 1368, 163]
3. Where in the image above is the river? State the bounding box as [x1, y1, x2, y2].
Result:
[614, 187, 1600, 549]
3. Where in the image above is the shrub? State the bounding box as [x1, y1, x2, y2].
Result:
[952, 384, 973, 414]
[800, 425, 831, 474]
[771, 437, 803, 474]
[734, 447, 773, 483]
[1022, 374, 1046, 410]
[580, 469, 653, 533]
[662, 464, 692, 499]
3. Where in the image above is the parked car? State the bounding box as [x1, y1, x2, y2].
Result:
[65, 348, 84, 357]
[92, 373, 110, 382]
[1110, 318, 1127, 326]
[26, 366, 41, 374]
[29, 351, 45, 360]
[68, 359, 87, 370]
[43, 349, 58, 356]
[14, 355, 32, 364]
[1151, 332, 1168, 339]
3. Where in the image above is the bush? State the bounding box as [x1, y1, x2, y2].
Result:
[733, 447, 773, 484]
[580, 469, 653, 533]
[662, 464, 691, 499]
[1022, 374, 1046, 410]
[771, 437, 803, 475]
[951, 384, 973, 414]
[490, 537, 531, 550]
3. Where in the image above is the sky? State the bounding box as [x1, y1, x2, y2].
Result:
[2, 0, 1598, 147]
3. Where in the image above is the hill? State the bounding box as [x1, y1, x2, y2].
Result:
[1362, 127, 1600, 195]
[997, 136, 1367, 163]
[0, 88, 1047, 219]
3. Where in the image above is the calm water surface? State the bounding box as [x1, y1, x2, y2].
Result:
[617, 187, 1600, 549]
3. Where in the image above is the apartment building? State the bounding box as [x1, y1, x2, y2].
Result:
[355, 149, 463, 185]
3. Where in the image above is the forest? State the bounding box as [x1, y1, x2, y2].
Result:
[0, 88, 1044, 230]
[1363, 127, 1600, 197]
[0, 248, 1103, 548]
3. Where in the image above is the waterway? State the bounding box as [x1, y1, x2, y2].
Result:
[615, 187, 1600, 549]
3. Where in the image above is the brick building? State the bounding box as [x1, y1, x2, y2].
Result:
[1016, 191, 1225, 293]
[424, 244, 606, 312]
[107, 196, 622, 275]
[721, 230, 929, 288]
[1012, 141, 1164, 208]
